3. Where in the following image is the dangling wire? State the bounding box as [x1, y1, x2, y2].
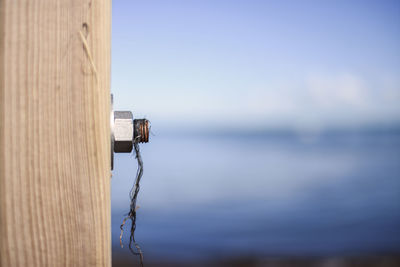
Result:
[120, 137, 145, 267]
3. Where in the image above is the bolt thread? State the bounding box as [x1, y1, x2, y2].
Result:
[133, 119, 149, 143]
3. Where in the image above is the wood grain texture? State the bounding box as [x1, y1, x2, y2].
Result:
[0, 0, 111, 266]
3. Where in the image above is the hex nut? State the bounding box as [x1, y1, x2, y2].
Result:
[113, 111, 134, 153]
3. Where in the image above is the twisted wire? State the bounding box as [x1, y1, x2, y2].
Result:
[120, 137, 145, 267]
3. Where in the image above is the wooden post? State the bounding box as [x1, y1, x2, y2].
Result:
[0, 0, 111, 266]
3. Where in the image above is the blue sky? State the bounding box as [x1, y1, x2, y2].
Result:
[112, 0, 400, 130]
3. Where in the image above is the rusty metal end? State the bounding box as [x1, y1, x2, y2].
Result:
[134, 119, 150, 143]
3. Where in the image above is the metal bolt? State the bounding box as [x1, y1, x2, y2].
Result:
[110, 95, 149, 170]
[114, 111, 134, 153]
[113, 112, 150, 153]
[134, 119, 150, 143]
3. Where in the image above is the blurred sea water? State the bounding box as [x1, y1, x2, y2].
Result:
[111, 128, 400, 264]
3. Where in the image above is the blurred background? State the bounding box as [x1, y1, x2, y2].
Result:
[111, 0, 400, 266]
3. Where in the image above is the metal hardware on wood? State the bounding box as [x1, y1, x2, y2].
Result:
[110, 94, 150, 170]
[114, 111, 134, 153]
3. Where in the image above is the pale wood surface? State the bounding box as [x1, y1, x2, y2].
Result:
[0, 0, 111, 266]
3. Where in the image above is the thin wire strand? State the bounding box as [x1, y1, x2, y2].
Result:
[120, 137, 144, 267]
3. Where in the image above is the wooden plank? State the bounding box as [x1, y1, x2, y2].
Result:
[0, 0, 111, 266]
